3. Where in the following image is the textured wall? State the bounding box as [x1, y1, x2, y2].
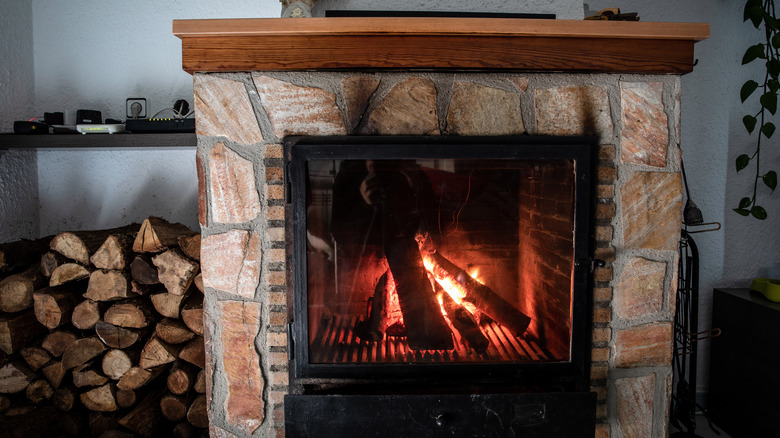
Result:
[0, 0, 39, 242]
[313, 0, 584, 19]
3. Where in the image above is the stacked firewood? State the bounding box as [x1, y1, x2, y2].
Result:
[0, 217, 207, 437]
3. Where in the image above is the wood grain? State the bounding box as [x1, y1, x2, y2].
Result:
[173, 18, 709, 74]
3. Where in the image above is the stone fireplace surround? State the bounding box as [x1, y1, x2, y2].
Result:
[176, 17, 708, 437]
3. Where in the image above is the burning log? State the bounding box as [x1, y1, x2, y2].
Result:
[426, 252, 531, 337]
[438, 292, 490, 353]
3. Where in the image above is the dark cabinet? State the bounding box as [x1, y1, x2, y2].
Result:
[708, 288, 780, 437]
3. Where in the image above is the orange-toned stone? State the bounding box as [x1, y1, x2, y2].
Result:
[535, 85, 613, 142]
[621, 171, 682, 251]
[621, 82, 668, 167]
[265, 144, 283, 159]
[343, 75, 380, 131]
[209, 142, 261, 224]
[614, 322, 672, 367]
[614, 257, 666, 321]
[446, 82, 524, 135]
[201, 230, 262, 299]
[253, 75, 345, 137]
[509, 77, 529, 92]
[363, 77, 439, 135]
[197, 152, 207, 227]
[194, 74, 263, 144]
[595, 423, 610, 438]
[210, 424, 239, 438]
[219, 301, 264, 434]
[616, 373, 655, 438]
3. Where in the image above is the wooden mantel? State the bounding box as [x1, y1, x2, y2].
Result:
[173, 17, 709, 74]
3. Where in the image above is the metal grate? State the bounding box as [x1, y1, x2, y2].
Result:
[310, 315, 550, 364]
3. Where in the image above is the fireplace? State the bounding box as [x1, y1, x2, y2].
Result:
[176, 16, 708, 438]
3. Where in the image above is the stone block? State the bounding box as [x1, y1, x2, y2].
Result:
[202, 230, 262, 299]
[210, 424, 239, 438]
[535, 85, 613, 142]
[362, 77, 439, 135]
[197, 152, 207, 227]
[219, 301, 265, 434]
[446, 82, 524, 135]
[595, 423, 610, 438]
[209, 142, 262, 224]
[614, 322, 673, 368]
[343, 75, 380, 131]
[194, 74, 263, 144]
[509, 77, 529, 92]
[593, 286, 612, 303]
[253, 75, 345, 137]
[593, 307, 611, 323]
[615, 373, 655, 438]
[614, 257, 666, 321]
[620, 82, 668, 167]
[621, 172, 682, 251]
[265, 144, 283, 159]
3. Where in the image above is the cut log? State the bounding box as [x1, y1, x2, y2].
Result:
[25, 379, 54, 404]
[150, 291, 189, 319]
[139, 335, 182, 369]
[118, 387, 166, 438]
[116, 388, 138, 408]
[50, 225, 139, 266]
[177, 234, 201, 261]
[42, 331, 78, 357]
[0, 265, 46, 312]
[40, 251, 70, 277]
[167, 362, 196, 395]
[129, 254, 159, 285]
[355, 271, 388, 342]
[161, 393, 195, 421]
[193, 273, 204, 293]
[72, 362, 110, 388]
[102, 349, 135, 380]
[0, 394, 10, 412]
[178, 337, 205, 369]
[186, 394, 208, 428]
[72, 299, 103, 330]
[133, 217, 193, 254]
[91, 231, 136, 270]
[157, 318, 195, 345]
[1, 405, 64, 438]
[426, 252, 532, 337]
[117, 366, 164, 391]
[193, 369, 206, 394]
[0, 361, 36, 394]
[20, 346, 51, 371]
[33, 283, 83, 329]
[52, 386, 76, 412]
[89, 412, 120, 438]
[0, 310, 48, 355]
[0, 236, 53, 274]
[439, 291, 490, 353]
[80, 383, 118, 412]
[95, 322, 142, 349]
[180, 293, 204, 336]
[62, 337, 107, 370]
[173, 421, 198, 438]
[104, 297, 154, 329]
[384, 237, 453, 350]
[84, 270, 132, 302]
[49, 262, 91, 286]
[42, 360, 66, 388]
[152, 249, 199, 296]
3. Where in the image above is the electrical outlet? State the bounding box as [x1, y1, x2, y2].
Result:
[126, 98, 147, 119]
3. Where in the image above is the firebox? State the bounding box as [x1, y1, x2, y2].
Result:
[284, 136, 598, 435]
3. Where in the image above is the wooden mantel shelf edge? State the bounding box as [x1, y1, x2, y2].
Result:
[173, 17, 710, 74]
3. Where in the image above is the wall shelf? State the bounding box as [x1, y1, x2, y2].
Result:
[0, 133, 196, 149]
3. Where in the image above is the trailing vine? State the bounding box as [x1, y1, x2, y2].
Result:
[737, 0, 779, 219]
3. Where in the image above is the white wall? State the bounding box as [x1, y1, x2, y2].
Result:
[0, 0, 39, 242]
[29, 0, 282, 234]
[587, 0, 780, 396]
[312, 0, 584, 19]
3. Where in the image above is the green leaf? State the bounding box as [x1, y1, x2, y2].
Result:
[739, 197, 753, 208]
[769, 59, 780, 79]
[746, 5, 766, 27]
[751, 205, 768, 220]
[736, 154, 751, 171]
[745, 0, 763, 22]
[770, 79, 780, 94]
[742, 80, 760, 102]
[761, 91, 778, 115]
[743, 43, 766, 64]
[773, 32, 780, 49]
[764, 170, 778, 191]
[733, 207, 751, 216]
[767, 15, 780, 31]
[744, 115, 758, 133]
[763, 122, 777, 138]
